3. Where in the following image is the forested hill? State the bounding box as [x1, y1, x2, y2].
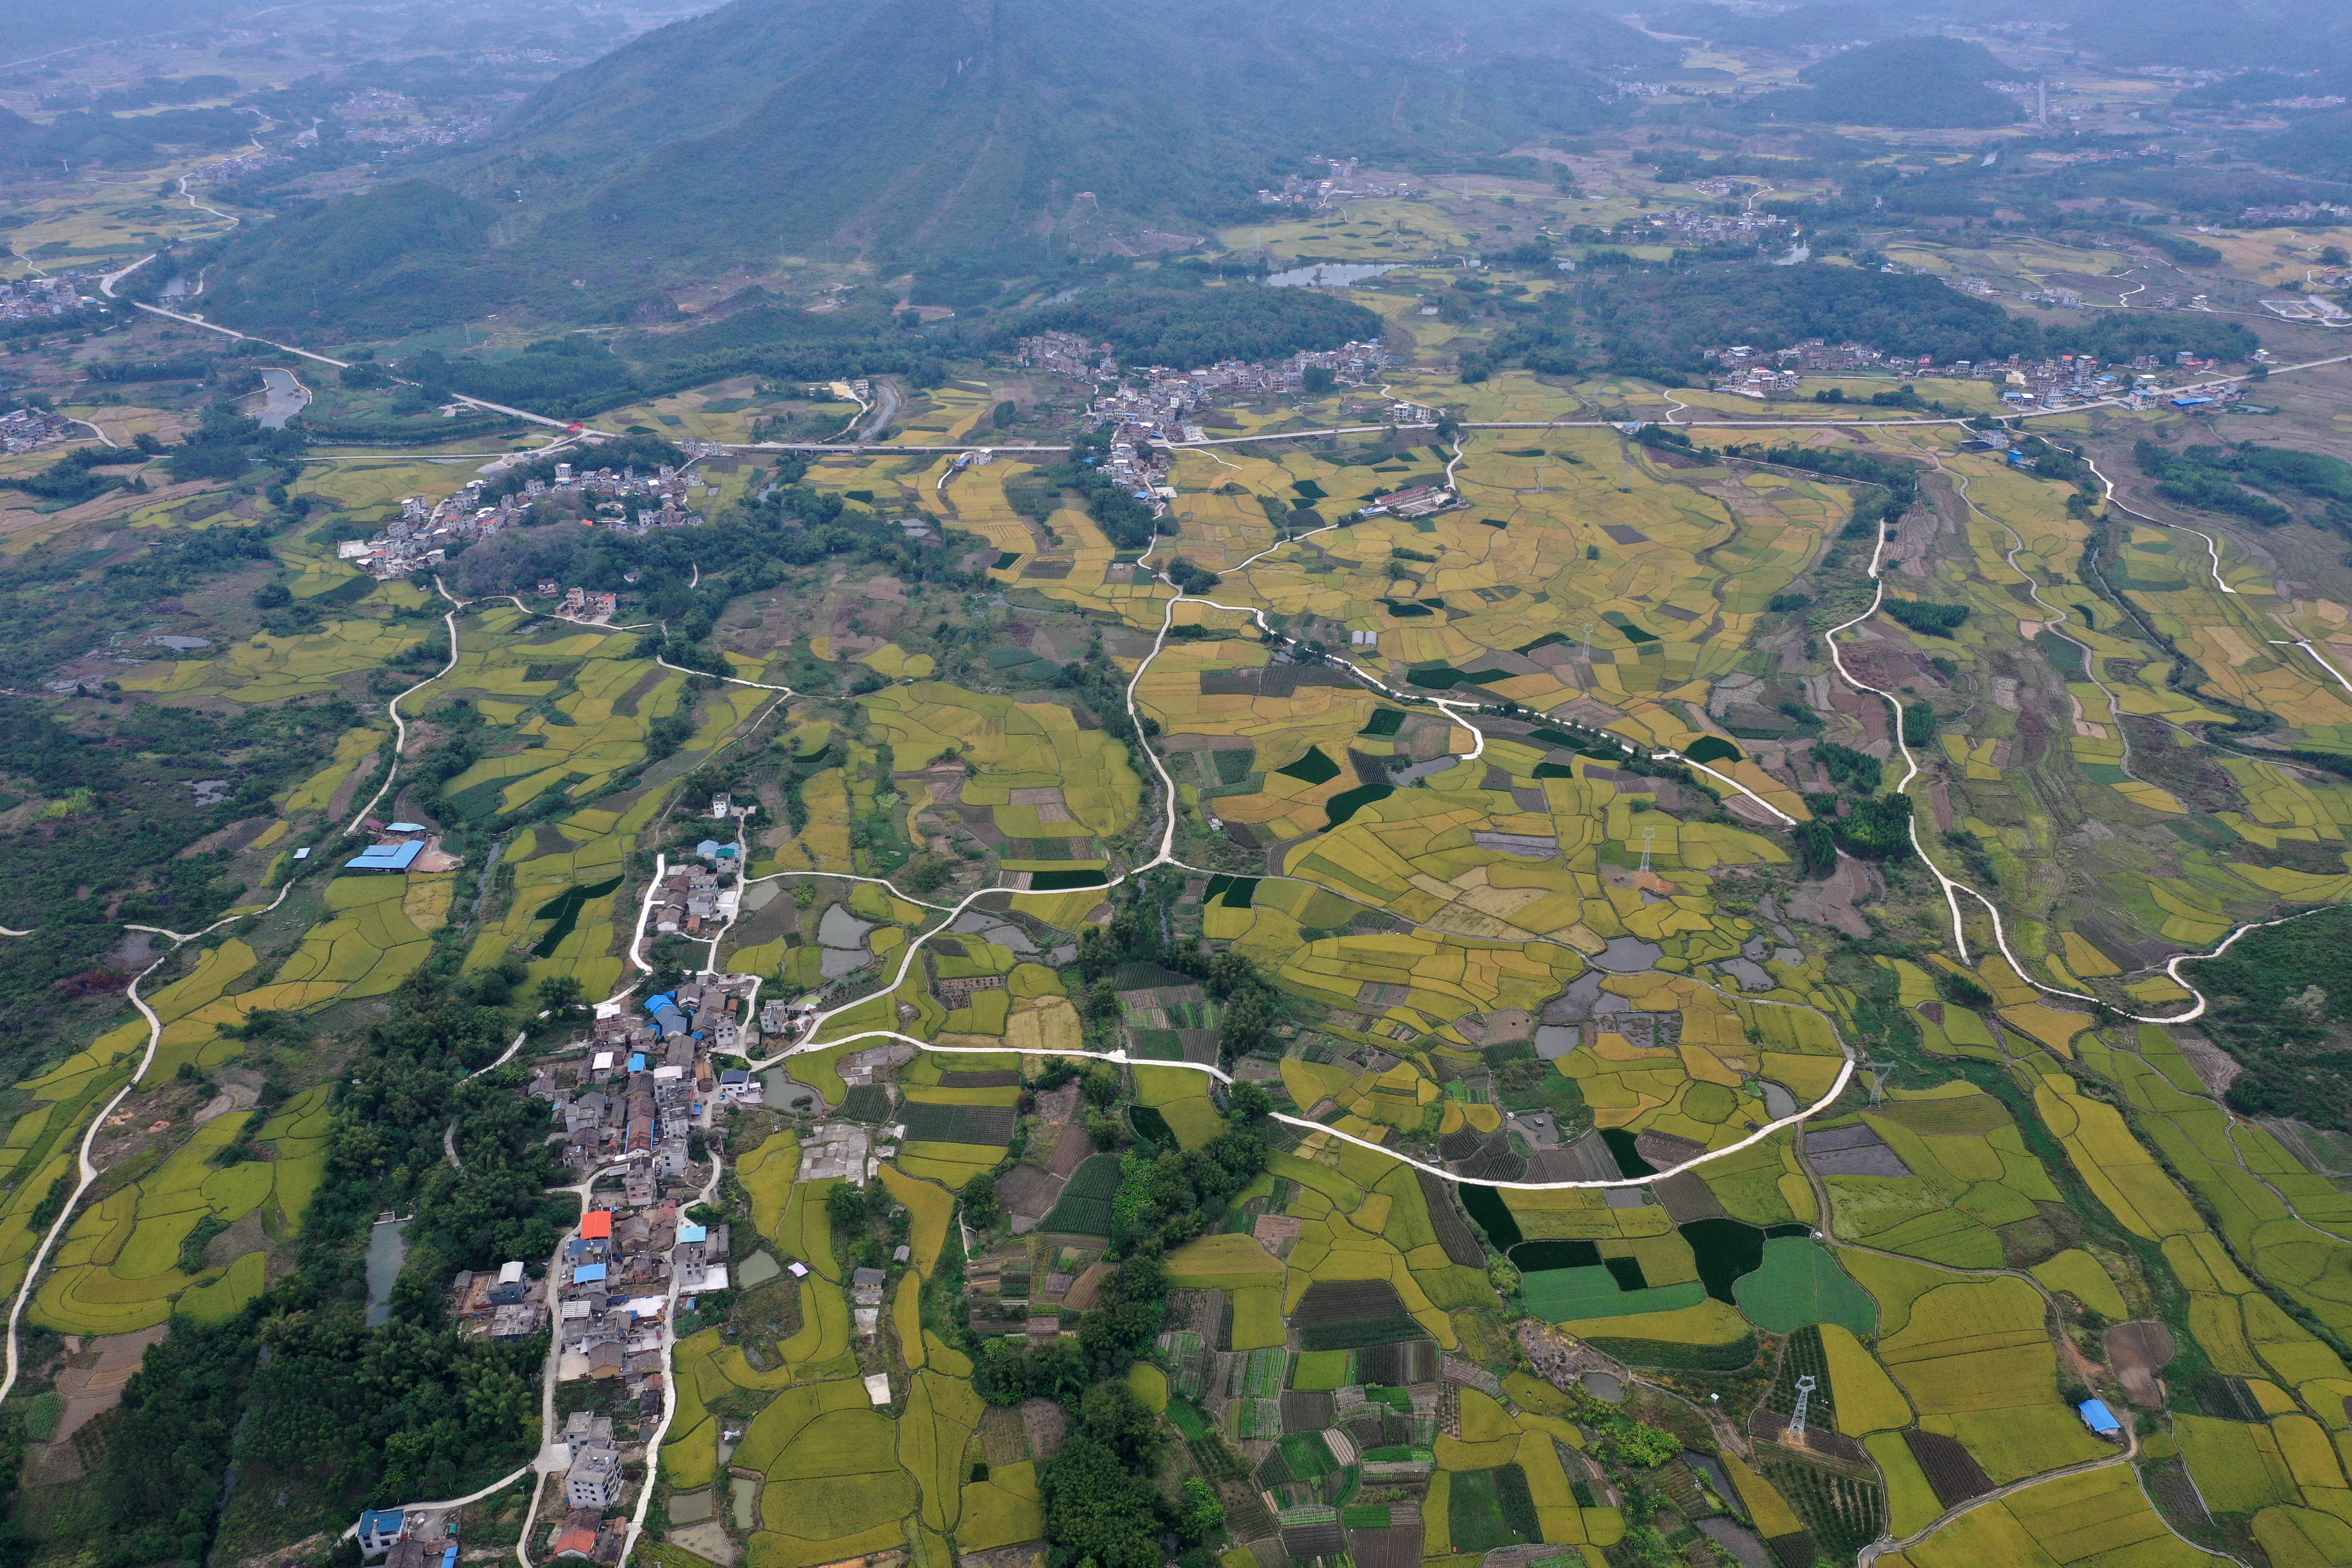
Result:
[175, 0, 1644, 331]
[1749, 37, 2023, 129]
[521, 0, 1624, 279]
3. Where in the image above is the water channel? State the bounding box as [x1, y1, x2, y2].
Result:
[364, 1217, 407, 1326]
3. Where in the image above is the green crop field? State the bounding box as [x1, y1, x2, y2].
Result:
[1732, 1238, 1878, 1337]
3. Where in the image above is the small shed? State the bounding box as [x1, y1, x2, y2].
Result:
[2077, 1398, 2123, 1437]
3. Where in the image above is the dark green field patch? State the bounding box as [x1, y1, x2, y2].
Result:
[1322, 783, 1394, 830]
[530, 874, 625, 958]
[1276, 745, 1343, 785]
[1026, 868, 1108, 890]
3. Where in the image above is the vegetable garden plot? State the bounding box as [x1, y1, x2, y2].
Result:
[1294, 1278, 1427, 1351]
[1755, 1450, 1883, 1565]
[1040, 1152, 1121, 1236]
[897, 1102, 1017, 1145]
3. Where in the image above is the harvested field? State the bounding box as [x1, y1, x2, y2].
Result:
[2105, 1320, 2174, 1407]
[1280, 1392, 1336, 1433]
[1901, 1428, 1994, 1509]
[1018, 1397, 1068, 1462]
[1344, 1520, 1424, 1568]
[1278, 1520, 1345, 1559]
[940, 1070, 1023, 1088]
[995, 1165, 1061, 1224]
[1357, 1339, 1442, 1385]
[1442, 1124, 1524, 1183]
[1417, 1169, 1488, 1268]
[1803, 1124, 1913, 1179]
[1047, 1126, 1099, 1178]
[1697, 1518, 1772, 1568]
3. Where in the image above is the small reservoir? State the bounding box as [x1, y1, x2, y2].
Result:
[256, 368, 310, 429]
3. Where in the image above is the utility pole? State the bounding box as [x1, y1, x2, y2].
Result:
[1791, 1375, 1817, 1440]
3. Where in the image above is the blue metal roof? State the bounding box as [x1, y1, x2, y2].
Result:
[2078, 1398, 2121, 1433]
[359, 1508, 405, 1535]
[347, 840, 423, 871]
[628, 1054, 646, 1072]
[575, 1262, 608, 1283]
[678, 1224, 707, 1244]
[385, 821, 428, 833]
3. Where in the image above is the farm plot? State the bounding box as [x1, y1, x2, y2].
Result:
[1733, 1237, 1877, 1337]
[34, 1086, 331, 1335]
[1040, 1154, 1122, 1237]
[860, 682, 1145, 845]
[897, 1102, 1018, 1146]
[1875, 1277, 2107, 1483]
[1290, 1279, 1428, 1352]
[1889, 1462, 2222, 1568]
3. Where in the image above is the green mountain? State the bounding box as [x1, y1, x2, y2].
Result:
[175, 0, 1655, 334]
[521, 0, 1636, 279]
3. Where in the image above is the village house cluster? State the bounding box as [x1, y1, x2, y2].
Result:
[1253, 156, 1419, 209]
[649, 831, 751, 942]
[1022, 334, 1390, 447]
[1648, 205, 1793, 247]
[356, 1506, 472, 1568]
[337, 461, 708, 579]
[1358, 482, 1457, 520]
[386, 960, 822, 1563]
[554, 973, 764, 1173]
[2242, 201, 2352, 224]
[1703, 338, 2226, 407]
[0, 406, 74, 454]
[0, 272, 95, 325]
[536, 582, 623, 620]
